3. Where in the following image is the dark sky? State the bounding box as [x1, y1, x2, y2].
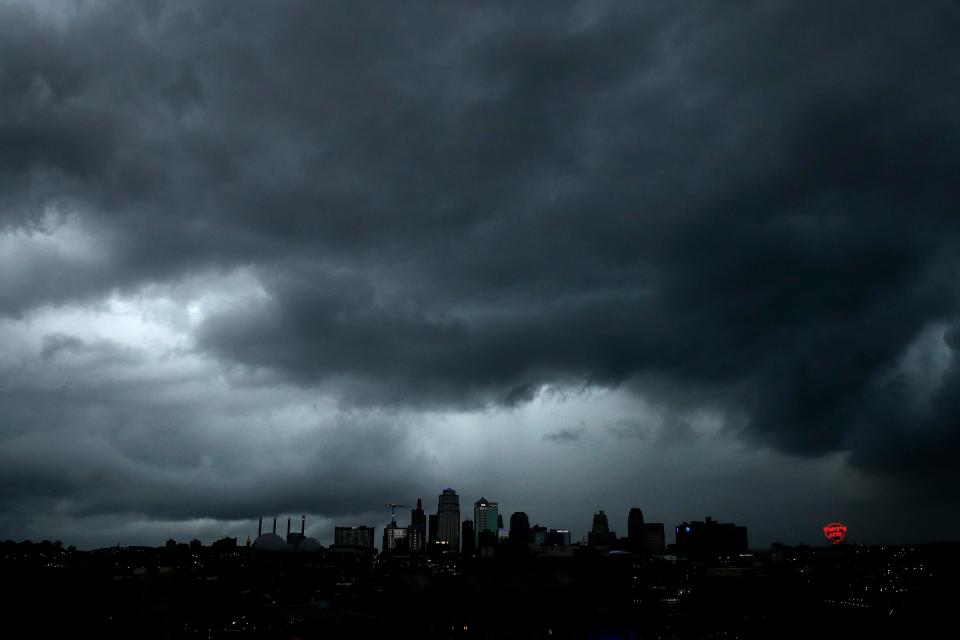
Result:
[2, 0, 960, 549]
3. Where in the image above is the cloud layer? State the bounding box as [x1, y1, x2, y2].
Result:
[2, 0, 960, 546]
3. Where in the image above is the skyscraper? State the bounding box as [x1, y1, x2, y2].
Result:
[473, 497, 499, 547]
[437, 487, 461, 551]
[410, 498, 426, 553]
[592, 510, 610, 534]
[461, 520, 475, 556]
[588, 509, 616, 547]
[508, 512, 531, 544]
[628, 507, 645, 543]
[382, 521, 409, 554]
[428, 514, 438, 544]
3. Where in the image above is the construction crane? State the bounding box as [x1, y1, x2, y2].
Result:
[384, 503, 411, 525]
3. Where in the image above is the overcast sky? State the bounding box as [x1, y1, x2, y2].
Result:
[2, 0, 959, 550]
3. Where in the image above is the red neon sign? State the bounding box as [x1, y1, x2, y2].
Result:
[823, 522, 847, 545]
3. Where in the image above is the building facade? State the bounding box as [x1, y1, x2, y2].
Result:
[334, 526, 375, 549]
[437, 487, 461, 551]
[410, 498, 427, 553]
[473, 497, 499, 547]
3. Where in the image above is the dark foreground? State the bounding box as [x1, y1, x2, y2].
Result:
[3, 540, 956, 639]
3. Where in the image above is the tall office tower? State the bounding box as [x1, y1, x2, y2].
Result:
[628, 507, 645, 545]
[497, 513, 504, 529]
[382, 521, 409, 554]
[643, 522, 666, 553]
[589, 510, 616, 547]
[592, 510, 610, 533]
[410, 498, 426, 553]
[407, 526, 424, 553]
[473, 497, 499, 547]
[461, 520, 475, 556]
[531, 524, 548, 545]
[428, 514, 438, 543]
[509, 512, 531, 544]
[437, 487, 461, 551]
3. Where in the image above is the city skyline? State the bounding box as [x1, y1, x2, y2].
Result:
[2, 1, 960, 551]
[16, 488, 861, 551]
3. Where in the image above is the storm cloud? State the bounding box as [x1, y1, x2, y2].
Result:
[2, 0, 960, 546]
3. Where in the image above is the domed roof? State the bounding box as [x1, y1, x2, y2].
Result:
[297, 537, 322, 552]
[252, 532, 286, 552]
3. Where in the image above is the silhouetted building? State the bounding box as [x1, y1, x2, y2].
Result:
[383, 521, 409, 554]
[498, 513, 504, 529]
[509, 512, 531, 544]
[410, 498, 426, 553]
[592, 510, 610, 533]
[286, 515, 306, 545]
[334, 526, 375, 549]
[473, 497, 499, 547]
[407, 526, 424, 553]
[642, 522, 665, 553]
[477, 529, 498, 557]
[211, 536, 237, 551]
[437, 488, 460, 551]
[461, 520, 475, 556]
[628, 507, 645, 542]
[627, 507, 665, 553]
[428, 514, 438, 544]
[675, 516, 748, 557]
[532, 524, 548, 545]
[545, 529, 571, 546]
[252, 516, 286, 551]
[252, 532, 286, 552]
[588, 510, 617, 547]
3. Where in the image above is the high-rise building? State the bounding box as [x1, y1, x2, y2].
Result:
[588, 510, 617, 547]
[410, 498, 426, 553]
[334, 526, 375, 549]
[383, 521, 409, 554]
[428, 514, 438, 544]
[509, 512, 531, 544]
[592, 510, 610, 533]
[627, 507, 645, 543]
[674, 516, 747, 557]
[643, 522, 665, 553]
[461, 520, 475, 556]
[627, 507, 665, 553]
[437, 488, 461, 551]
[473, 497, 499, 547]
[531, 524, 548, 545]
